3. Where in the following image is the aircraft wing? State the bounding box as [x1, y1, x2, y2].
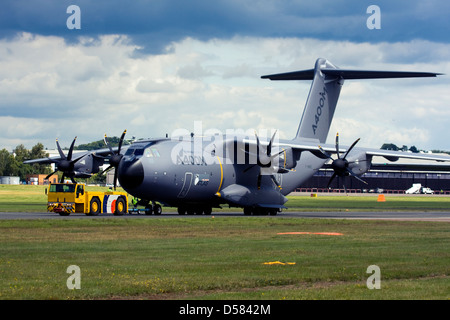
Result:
[230, 135, 450, 165]
[274, 140, 450, 163]
[23, 147, 123, 165]
[363, 149, 450, 163]
[237, 137, 450, 171]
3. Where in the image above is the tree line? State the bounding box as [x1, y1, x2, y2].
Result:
[0, 143, 51, 180]
[381, 143, 450, 155]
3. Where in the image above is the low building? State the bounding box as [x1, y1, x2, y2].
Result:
[0, 176, 20, 185]
[26, 174, 58, 185]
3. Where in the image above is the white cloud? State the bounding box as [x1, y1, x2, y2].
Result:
[1, 33, 449, 152]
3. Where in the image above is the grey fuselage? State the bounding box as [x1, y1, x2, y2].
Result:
[117, 136, 326, 208]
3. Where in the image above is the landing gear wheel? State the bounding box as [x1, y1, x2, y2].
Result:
[243, 207, 276, 216]
[145, 204, 153, 215]
[177, 207, 186, 215]
[153, 204, 162, 215]
[203, 207, 212, 215]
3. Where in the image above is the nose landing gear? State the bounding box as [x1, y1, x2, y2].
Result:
[128, 198, 162, 215]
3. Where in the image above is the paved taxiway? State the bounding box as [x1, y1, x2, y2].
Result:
[0, 211, 449, 221]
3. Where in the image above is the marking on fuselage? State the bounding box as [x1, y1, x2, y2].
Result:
[177, 172, 193, 198]
[216, 156, 223, 194]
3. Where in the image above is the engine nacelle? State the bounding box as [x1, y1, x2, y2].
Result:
[73, 154, 104, 177]
[347, 152, 372, 175]
[276, 147, 297, 171]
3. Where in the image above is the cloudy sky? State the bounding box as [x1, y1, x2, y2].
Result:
[1, 0, 449, 151]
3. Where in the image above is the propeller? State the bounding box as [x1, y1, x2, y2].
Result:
[45, 137, 83, 183]
[101, 129, 127, 190]
[245, 131, 285, 190]
[318, 133, 368, 192]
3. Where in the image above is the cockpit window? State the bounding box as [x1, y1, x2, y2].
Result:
[144, 147, 160, 158]
[125, 148, 135, 156]
[125, 147, 144, 156]
[144, 148, 153, 157]
[151, 148, 160, 157]
[125, 142, 155, 157]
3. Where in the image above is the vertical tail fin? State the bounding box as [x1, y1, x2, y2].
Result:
[261, 58, 441, 143]
[262, 58, 343, 143]
[296, 59, 342, 142]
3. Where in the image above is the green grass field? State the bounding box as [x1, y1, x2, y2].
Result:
[0, 218, 448, 300]
[0, 185, 449, 300]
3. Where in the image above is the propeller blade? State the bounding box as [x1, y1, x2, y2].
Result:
[104, 134, 115, 155]
[327, 172, 337, 188]
[56, 139, 66, 160]
[45, 171, 58, 180]
[267, 130, 277, 156]
[254, 131, 260, 147]
[335, 132, 340, 159]
[342, 138, 360, 160]
[67, 137, 77, 161]
[118, 129, 127, 152]
[103, 130, 127, 190]
[254, 131, 262, 163]
[71, 155, 84, 165]
[254, 131, 269, 166]
[102, 165, 113, 174]
[318, 145, 333, 160]
[113, 168, 118, 191]
[346, 168, 368, 185]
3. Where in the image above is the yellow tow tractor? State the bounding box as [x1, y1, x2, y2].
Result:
[47, 183, 128, 216]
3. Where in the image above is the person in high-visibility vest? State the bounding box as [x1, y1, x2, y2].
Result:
[131, 197, 139, 208]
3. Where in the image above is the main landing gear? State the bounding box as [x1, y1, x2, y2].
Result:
[243, 207, 279, 216]
[177, 206, 212, 215]
[176, 206, 280, 215]
[145, 203, 162, 215]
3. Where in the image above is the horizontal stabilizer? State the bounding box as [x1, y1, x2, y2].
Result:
[261, 69, 442, 81]
[261, 69, 315, 80]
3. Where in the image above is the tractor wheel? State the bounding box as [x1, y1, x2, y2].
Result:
[114, 197, 126, 216]
[89, 198, 101, 215]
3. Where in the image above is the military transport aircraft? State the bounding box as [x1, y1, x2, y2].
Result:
[25, 58, 450, 215]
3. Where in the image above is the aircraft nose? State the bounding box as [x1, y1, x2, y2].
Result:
[118, 158, 144, 190]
